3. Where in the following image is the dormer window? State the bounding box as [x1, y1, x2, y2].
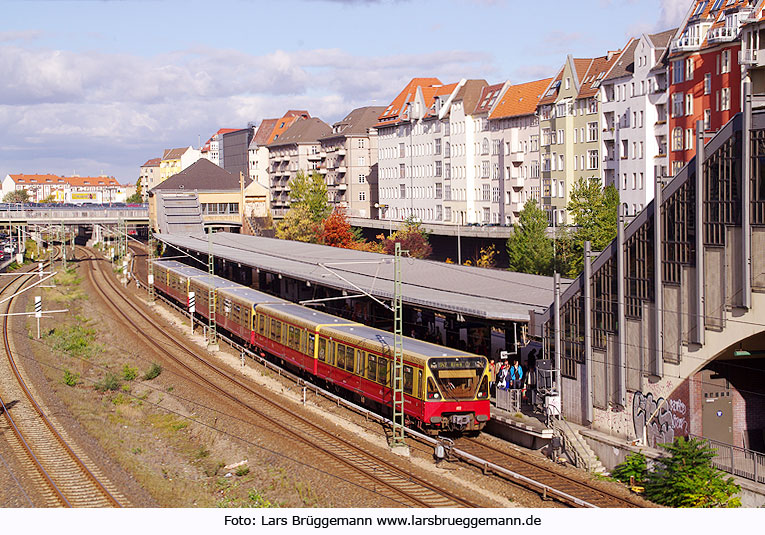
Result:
[693, 1, 708, 17]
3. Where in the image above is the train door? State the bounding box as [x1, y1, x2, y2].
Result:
[701, 368, 733, 445]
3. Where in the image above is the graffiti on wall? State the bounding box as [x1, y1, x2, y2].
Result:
[632, 391, 688, 447]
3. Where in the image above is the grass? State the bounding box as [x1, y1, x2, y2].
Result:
[122, 364, 138, 381]
[147, 413, 189, 433]
[62, 368, 80, 386]
[47, 320, 100, 359]
[143, 363, 162, 380]
[235, 466, 250, 477]
[94, 372, 121, 392]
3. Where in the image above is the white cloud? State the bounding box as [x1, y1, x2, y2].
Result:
[0, 43, 493, 181]
[656, 0, 689, 30]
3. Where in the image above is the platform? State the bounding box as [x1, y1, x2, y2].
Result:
[486, 396, 554, 450]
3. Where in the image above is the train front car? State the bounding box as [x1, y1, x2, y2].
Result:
[424, 355, 490, 433]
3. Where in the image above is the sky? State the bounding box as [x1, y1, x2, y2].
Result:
[0, 0, 691, 184]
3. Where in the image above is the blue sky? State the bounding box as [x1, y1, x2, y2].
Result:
[0, 0, 689, 184]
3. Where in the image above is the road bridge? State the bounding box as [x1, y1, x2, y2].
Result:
[537, 83, 765, 466]
[0, 205, 148, 225]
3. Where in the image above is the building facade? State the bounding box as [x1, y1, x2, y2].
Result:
[139, 158, 161, 200]
[160, 146, 201, 184]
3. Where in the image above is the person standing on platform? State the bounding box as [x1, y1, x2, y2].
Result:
[489, 360, 496, 396]
[509, 360, 524, 389]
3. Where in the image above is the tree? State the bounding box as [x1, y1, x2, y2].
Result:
[287, 170, 331, 222]
[3, 189, 30, 203]
[135, 177, 143, 198]
[644, 437, 741, 508]
[380, 217, 432, 259]
[506, 199, 554, 276]
[318, 208, 357, 248]
[275, 204, 320, 243]
[39, 194, 57, 204]
[611, 451, 648, 486]
[563, 177, 619, 277]
[464, 244, 498, 268]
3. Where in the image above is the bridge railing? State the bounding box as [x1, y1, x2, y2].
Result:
[690, 433, 765, 484]
[0, 209, 148, 220]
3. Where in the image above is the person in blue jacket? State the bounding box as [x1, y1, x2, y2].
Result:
[509, 360, 524, 389]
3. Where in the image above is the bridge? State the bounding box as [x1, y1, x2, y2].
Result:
[0, 204, 149, 225]
[536, 82, 765, 467]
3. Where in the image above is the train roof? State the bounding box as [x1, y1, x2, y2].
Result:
[189, 274, 240, 289]
[259, 302, 357, 326]
[323, 323, 480, 360]
[218, 285, 287, 306]
[153, 259, 195, 271]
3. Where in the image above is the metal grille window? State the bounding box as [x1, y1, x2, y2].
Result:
[625, 222, 654, 319]
[560, 292, 584, 379]
[751, 129, 765, 224]
[663, 180, 693, 284]
[704, 133, 740, 246]
[592, 259, 616, 350]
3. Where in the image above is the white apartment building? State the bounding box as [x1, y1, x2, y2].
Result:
[487, 78, 551, 225]
[601, 30, 674, 218]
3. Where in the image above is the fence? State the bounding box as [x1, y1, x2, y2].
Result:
[690, 434, 765, 484]
[495, 388, 522, 413]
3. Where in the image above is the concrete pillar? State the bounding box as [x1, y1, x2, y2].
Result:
[553, 272, 561, 391]
[617, 204, 626, 406]
[695, 120, 705, 346]
[743, 78, 752, 310]
[583, 241, 593, 424]
[654, 172, 664, 377]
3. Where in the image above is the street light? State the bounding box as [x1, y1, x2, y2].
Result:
[374, 203, 392, 236]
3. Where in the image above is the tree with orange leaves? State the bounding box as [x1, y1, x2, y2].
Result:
[318, 208, 358, 248]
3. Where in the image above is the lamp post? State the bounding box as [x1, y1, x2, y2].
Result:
[374, 203, 391, 236]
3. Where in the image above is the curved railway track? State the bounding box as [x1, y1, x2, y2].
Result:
[0, 253, 124, 507]
[126, 241, 647, 508]
[83, 245, 481, 508]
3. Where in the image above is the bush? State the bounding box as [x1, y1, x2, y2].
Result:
[143, 363, 162, 380]
[94, 373, 121, 393]
[235, 466, 250, 477]
[62, 369, 80, 387]
[122, 364, 138, 381]
[644, 437, 741, 508]
[611, 451, 648, 485]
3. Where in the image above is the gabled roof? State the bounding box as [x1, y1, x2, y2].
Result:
[453, 79, 489, 115]
[9, 174, 63, 184]
[267, 112, 309, 144]
[490, 78, 554, 119]
[377, 77, 442, 125]
[648, 27, 677, 50]
[537, 66, 564, 106]
[671, 0, 752, 56]
[66, 175, 121, 187]
[251, 119, 278, 147]
[150, 158, 247, 193]
[604, 39, 639, 82]
[473, 82, 505, 115]
[320, 106, 387, 140]
[423, 82, 458, 119]
[267, 117, 331, 148]
[578, 51, 622, 98]
[142, 158, 161, 168]
[162, 147, 191, 161]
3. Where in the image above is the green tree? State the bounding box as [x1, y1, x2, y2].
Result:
[506, 199, 554, 276]
[135, 176, 143, 198]
[644, 437, 741, 508]
[611, 451, 648, 486]
[275, 204, 320, 243]
[125, 192, 143, 203]
[3, 189, 30, 203]
[563, 177, 619, 277]
[287, 170, 330, 222]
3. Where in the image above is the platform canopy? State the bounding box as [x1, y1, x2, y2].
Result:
[156, 232, 567, 323]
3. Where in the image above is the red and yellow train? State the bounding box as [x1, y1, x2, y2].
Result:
[152, 259, 490, 433]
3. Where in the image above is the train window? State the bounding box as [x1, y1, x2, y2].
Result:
[427, 377, 440, 400]
[318, 338, 326, 362]
[367, 354, 377, 382]
[258, 315, 265, 335]
[308, 333, 315, 356]
[403, 366, 413, 395]
[328, 341, 335, 366]
[378, 358, 389, 387]
[418, 370, 423, 399]
[345, 347, 354, 372]
[336, 344, 346, 369]
[355, 350, 365, 375]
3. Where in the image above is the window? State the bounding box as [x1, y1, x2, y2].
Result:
[358, 174, 366, 183]
[556, 102, 567, 118]
[685, 128, 694, 151]
[672, 127, 683, 151]
[435, 183, 442, 199]
[399, 143, 405, 158]
[482, 184, 490, 201]
[482, 138, 489, 155]
[557, 129, 564, 144]
[704, 73, 711, 95]
[685, 93, 693, 116]
[721, 87, 731, 110]
[587, 150, 599, 170]
[672, 60, 684, 84]
[587, 122, 598, 142]
[358, 191, 366, 201]
[492, 139, 501, 155]
[721, 49, 730, 74]
[588, 98, 598, 114]
[399, 163, 405, 178]
[358, 138, 365, 149]
[400, 184, 406, 198]
[704, 109, 711, 130]
[482, 161, 490, 178]
[685, 57, 694, 80]
[435, 160, 442, 177]
[558, 154, 564, 171]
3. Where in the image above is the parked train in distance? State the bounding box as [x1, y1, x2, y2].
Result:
[151, 259, 491, 433]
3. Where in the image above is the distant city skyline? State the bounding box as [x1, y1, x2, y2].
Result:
[0, 0, 689, 184]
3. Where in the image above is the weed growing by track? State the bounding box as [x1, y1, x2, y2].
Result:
[46, 319, 101, 359]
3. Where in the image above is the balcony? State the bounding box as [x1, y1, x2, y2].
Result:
[335, 183, 347, 190]
[740, 49, 764, 67]
[337, 166, 347, 174]
[602, 127, 615, 141]
[307, 153, 321, 161]
[509, 151, 524, 163]
[508, 175, 523, 189]
[337, 149, 346, 157]
[319, 168, 328, 175]
[671, 34, 702, 52]
[707, 26, 738, 44]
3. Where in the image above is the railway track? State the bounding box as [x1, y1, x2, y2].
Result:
[83, 245, 481, 508]
[126, 241, 648, 508]
[453, 436, 647, 508]
[0, 254, 125, 507]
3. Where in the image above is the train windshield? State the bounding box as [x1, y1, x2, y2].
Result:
[427, 357, 487, 401]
